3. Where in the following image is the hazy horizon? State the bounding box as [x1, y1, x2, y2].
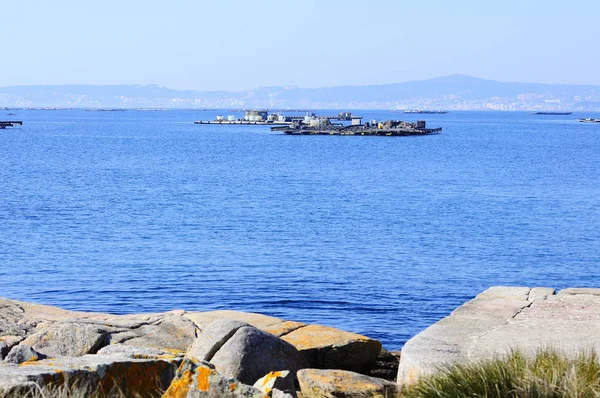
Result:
[2, 0, 599, 91]
[3, 74, 600, 92]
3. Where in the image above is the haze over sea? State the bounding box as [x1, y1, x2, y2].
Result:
[1, 109, 599, 350]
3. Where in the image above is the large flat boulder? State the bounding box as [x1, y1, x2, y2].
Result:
[0, 298, 197, 356]
[297, 368, 400, 398]
[108, 314, 197, 352]
[21, 322, 108, 357]
[397, 286, 600, 385]
[281, 325, 381, 374]
[97, 343, 181, 359]
[0, 354, 180, 397]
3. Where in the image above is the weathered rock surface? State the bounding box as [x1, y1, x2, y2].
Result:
[0, 354, 179, 397]
[4, 344, 45, 364]
[188, 319, 248, 362]
[281, 325, 381, 374]
[271, 389, 295, 398]
[0, 297, 198, 361]
[21, 322, 108, 357]
[108, 313, 197, 352]
[253, 370, 296, 397]
[97, 343, 180, 359]
[210, 325, 308, 385]
[297, 368, 401, 398]
[185, 310, 306, 337]
[397, 286, 600, 385]
[163, 357, 266, 398]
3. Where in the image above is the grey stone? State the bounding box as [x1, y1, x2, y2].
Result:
[0, 297, 196, 355]
[185, 310, 306, 338]
[188, 319, 248, 362]
[271, 389, 295, 398]
[210, 325, 308, 385]
[297, 368, 401, 398]
[0, 354, 179, 397]
[558, 287, 600, 296]
[397, 286, 600, 385]
[162, 357, 265, 397]
[96, 343, 179, 359]
[185, 310, 284, 330]
[4, 345, 45, 364]
[528, 287, 556, 301]
[109, 314, 197, 352]
[21, 322, 108, 357]
[0, 300, 34, 338]
[253, 370, 295, 397]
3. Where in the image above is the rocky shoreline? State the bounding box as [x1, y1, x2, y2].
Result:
[0, 297, 399, 397]
[1, 286, 599, 397]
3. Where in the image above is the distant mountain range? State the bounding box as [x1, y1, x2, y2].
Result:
[2, 75, 600, 111]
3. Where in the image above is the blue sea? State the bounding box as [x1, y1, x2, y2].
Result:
[1, 109, 599, 350]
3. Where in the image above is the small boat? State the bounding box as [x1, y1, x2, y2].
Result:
[578, 118, 600, 123]
[7, 113, 15, 116]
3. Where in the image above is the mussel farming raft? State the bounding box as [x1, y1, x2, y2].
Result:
[271, 119, 441, 136]
[0, 121, 22, 129]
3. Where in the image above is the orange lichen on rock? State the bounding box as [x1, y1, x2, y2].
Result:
[298, 368, 401, 398]
[163, 370, 193, 398]
[196, 366, 213, 392]
[282, 324, 371, 350]
[260, 370, 283, 392]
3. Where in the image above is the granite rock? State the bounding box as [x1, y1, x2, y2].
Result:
[0, 354, 179, 397]
[210, 325, 308, 385]
[253, 370, 295, 397]
[397, 286, 600, 385]
[163, 357, 266, 398]
[108, 314, 197, 352]
[187, 319, 248, 362]
[281, 325, 381, 374]
[297, 368, 400, 398]
[21, 322, 109, 357]
[97, 343, 180, 359]
[4, 344, 45, 364]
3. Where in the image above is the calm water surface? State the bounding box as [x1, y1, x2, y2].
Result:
[1, 109, 599, 350]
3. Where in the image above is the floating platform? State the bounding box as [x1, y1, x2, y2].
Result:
[0, 121, 23, 129]
[194, 120, 293, 125]
[272, 124, 441, 137]
[401, 110, 448, 114]
[578, 118, 600, 123]
[531, 112, 573, 115]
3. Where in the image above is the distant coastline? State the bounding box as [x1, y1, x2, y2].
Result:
[2, 75, 600, 111]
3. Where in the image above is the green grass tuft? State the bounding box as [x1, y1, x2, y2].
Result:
[402, 349, 600, 398]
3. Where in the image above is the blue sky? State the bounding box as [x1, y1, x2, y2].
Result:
[1, 0, 598, 90]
